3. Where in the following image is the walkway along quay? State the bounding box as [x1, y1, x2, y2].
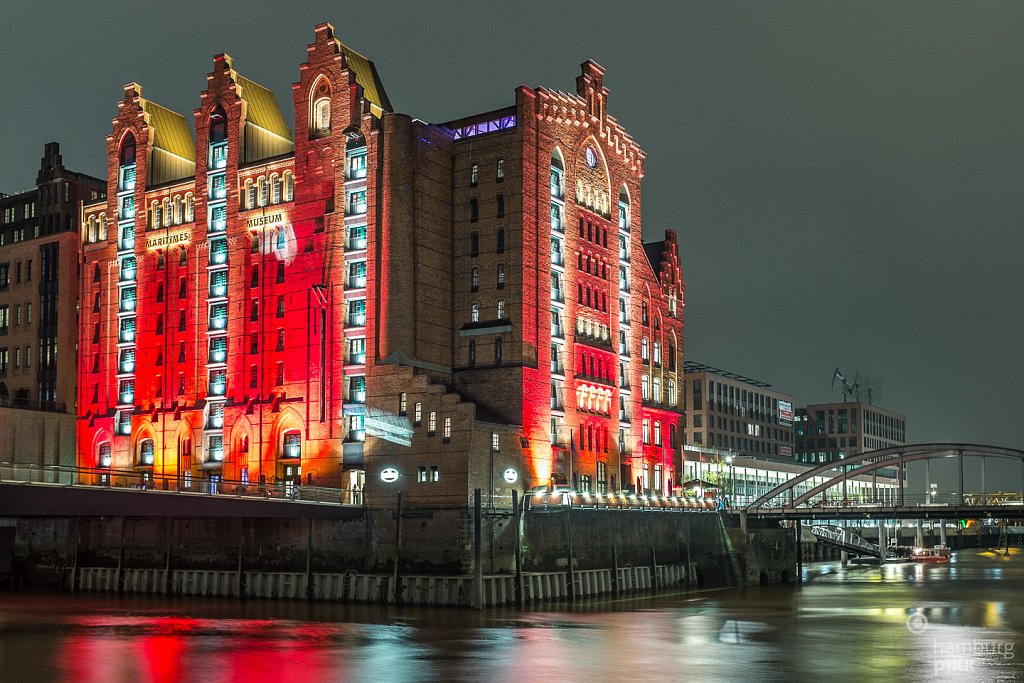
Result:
[0, 472, 794, 607]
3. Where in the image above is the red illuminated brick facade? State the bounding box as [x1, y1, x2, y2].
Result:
[77, 24, 685, 504]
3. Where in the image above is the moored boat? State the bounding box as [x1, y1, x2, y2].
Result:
[910, 545, 951, 563]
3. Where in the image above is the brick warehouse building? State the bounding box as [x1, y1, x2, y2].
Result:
[77, 23, 685, 509]
[1, 143, 104, 466]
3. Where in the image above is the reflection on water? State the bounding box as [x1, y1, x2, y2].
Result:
[0, 549, 1022, 682]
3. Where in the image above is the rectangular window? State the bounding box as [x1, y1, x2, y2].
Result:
[491, 432, 500, 452]
[428, 411, 437, 435]
[418, 466, 428, 483]
[431, 466, 439, 482]
[442, 417, 452, 442]
[414, 402, 423, 427]
[496, 158, 505, 181]
[399, 392, 407, 416]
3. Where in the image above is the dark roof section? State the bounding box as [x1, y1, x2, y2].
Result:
[683, 361, 773, 389]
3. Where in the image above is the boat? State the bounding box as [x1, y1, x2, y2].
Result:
[910, 545, 951, 563]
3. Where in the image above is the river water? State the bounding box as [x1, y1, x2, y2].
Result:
[0, 548, 1021, 682]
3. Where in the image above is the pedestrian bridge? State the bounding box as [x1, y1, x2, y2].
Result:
[745, 443, 1024, 521]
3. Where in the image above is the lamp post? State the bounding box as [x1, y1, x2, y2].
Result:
[725, 454, 734, 508]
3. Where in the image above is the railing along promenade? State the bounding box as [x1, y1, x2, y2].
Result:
[0, 461, 362, 507]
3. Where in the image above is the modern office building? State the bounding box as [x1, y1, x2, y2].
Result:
[681, 362, 795, 462]
[76, 24, 686, 505]
[793, 401, 907, 464]
[0, 143, 104, 465]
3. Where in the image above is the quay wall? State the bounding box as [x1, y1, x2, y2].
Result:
[1, 509, 797, 606]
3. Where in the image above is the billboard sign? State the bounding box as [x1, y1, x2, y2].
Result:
[779, 400, 794, 426]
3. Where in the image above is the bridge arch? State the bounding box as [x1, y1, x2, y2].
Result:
[746, 443, 1024, 511]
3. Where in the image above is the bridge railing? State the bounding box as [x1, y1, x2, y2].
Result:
[525, 488, 724, 512]
[752, 491, 1024, 511]
[0, 461, 362, 506]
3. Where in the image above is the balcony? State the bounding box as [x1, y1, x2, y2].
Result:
[119, 197, 135, 220]
[209, 215, 227, 233]
[346, 351, 366, 365]
[346, 234, 367, 251]
[551, 288, 564, 303]
[118, 295, 136, 313]
[347, 156, 367, 180]
[209, 176, 227, 200]
[207, 449, 224, 463]
[118, 390, 134, 406]
[209, 277, 228, 298]
[206, 413, 224, 430]
[347, 275, 367, 289]
[209, 143, 227, 170]
[208, 347, 227, 364]
[209, 242, 228, 265]
[208, 380, 226, 397]
[282, 443, 302, 459]
[118, 228, 135, 252]
[346, 314, 366, 327]
[119, 264, 136, 282]
[118, 326, 136, 344]
[119, 166, 136, 192]
[347, 429, 365, 442]
[118, 358, 135, 374]
[98, 453, 112, 468]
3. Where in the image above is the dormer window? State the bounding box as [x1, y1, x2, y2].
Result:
[119, 133, 136, 166]
[209, 107, 227, 144]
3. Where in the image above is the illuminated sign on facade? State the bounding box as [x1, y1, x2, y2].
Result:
[145, 230, 190, 250]
[245, 212, 285, 229]
[779, 400, 794, 426]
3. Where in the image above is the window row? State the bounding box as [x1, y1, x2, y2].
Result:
[0, 345, 31, 373]
[0, 302, 32, 330]
[242, 173, 295, 210]
[148, 194, 195, 228]
[578, 253, 609, 280]
[469, 300, 506, 322]
[469, 263, 505, 291]
[469, 158, 505, 187]
[469, 193, 505, 223]
[469, 227, 505, 257]
[466, 336, 503, 367]
[578, 283, 608, 313]
[578, 217, 609, 249]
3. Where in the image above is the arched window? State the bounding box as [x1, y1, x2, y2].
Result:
[98, 443, 112, 468]
[470, 196, 479, 223]
[209, 106, 227, 144]
[283, 430, 301, 459]
[173, 196, 183, 224]
[119, 132, 136, 166]
[245, 179, 255, 209]
[496, 192, 505, 218]
[313, 98, 331, 132]
[271, 174, 281, 204]
[185, 194, 194, 222]
[138, 438, 154, 466]
[470, 267, 479, 292]
[163, 199, 172, 227]
[284, 172, 294, 201]
[471, 303, 480, 322]
[258, 177, 268, 207]
[470, 231, 479, 257]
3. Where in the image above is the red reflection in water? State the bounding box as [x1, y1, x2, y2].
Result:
[58, 615, 344, 683]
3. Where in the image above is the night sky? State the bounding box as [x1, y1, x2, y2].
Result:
[2, 2, 1021, 455]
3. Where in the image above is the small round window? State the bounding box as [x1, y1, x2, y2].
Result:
[585, 146, 598, 168]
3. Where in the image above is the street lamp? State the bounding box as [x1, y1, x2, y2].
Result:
[725, 455, 734, 508]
